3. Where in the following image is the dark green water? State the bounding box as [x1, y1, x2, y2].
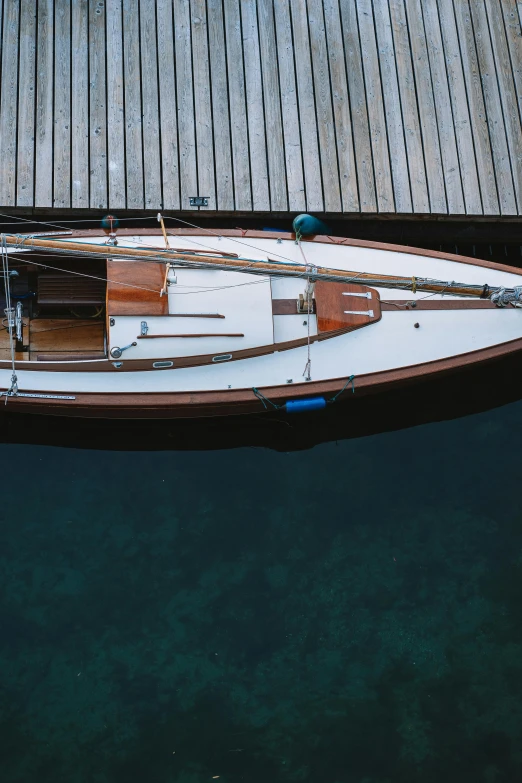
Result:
[2, 402, 522, 782]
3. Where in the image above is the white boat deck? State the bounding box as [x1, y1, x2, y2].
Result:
[2, 234, 522, 395]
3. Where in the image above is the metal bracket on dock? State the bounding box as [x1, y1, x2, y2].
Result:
[189, 196, 209, 208]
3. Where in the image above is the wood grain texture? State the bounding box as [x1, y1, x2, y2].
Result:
[257, 0, 288, 211]
[339, 0, 377, 211]
[123, 0, 144, 208]
[191, 0, 216, 208]
[290, 0, 324, 211]
[207, 0, 234, 210]
[323, 0, 358, 212]
[174, 0, 198, 208]
[224, 0, 252, 210]
[272, 0, 306, 211]
[422, 0, 465, 214]
[436, 0, 483, 214]
[157, 0, 180, 210]
[372, 0, 412, 213]
[485, 0, 522, 211]
[35, 0, 53, 207]
[469, 0, 517, 215]
[452, 0, 499, 214]
[89, 0, 107, 209]
[140, 0, 162, 209]
[356, 0, 395, 212]
[499, 0, 522, 127]
[404, 0, 447, 213]
[53, 0, 70, 208]
[240, 0, 269, 210]
[71, 0, 89, 207]
[107, 261, 168, 315]
[388, 0, 429, 213]
[1, 0, 520, 216]
[30, 319, 105, 352]
[106, 0, 126, 208]
[307, 0, 342, 212]
[315, 281, 381, 332]
[17, 0, 36, 207]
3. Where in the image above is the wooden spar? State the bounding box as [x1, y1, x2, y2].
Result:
[2, 233, 491, 297]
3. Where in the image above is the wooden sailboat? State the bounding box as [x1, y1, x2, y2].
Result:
[1, 221, 522, 419]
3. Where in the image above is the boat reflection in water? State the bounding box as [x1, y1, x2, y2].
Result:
[1, 350, 521, 452]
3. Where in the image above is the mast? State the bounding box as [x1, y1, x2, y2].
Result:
[3, 233, 522, 304]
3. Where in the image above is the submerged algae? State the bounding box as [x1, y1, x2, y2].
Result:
[1, 403, 522, 781]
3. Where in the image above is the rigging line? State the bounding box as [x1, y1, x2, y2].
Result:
[0, 211, 71, 232]
[1, 236, 18, 398]
[162, 215, 301, 265]
[0, 214, 162, 229]
[298, 236, 313, 382]
[8, 254, 270, 296]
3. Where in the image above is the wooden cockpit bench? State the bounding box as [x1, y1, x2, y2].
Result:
[38, 274, 106, 306]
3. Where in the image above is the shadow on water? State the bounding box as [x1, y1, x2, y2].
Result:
[1, 352, 522, 453]
[2, 354, 522, 781]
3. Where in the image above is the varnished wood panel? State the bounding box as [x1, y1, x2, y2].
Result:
[29, 319, 105, 353]
[0, 0, 520, 216]
[107, 261, 167, 315]
[314, 282, 381, 332]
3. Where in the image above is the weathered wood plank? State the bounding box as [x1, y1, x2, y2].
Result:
[123, 0, 144, 208]
[323, 0, 358, 212]
[437, 0, 487, 214]
[156, 0, 180, 211]
[106, 0, 126, 208]
[207, 0, 233, 210]
[191, 0, 216, 209]
[240, 0, 269, 210]
[290, 0, 323, 211]
[499, 0, 522, 126]
[53, 0, 70, 208]
[89, 0, 107, 209]
[403, 0, 447, 213]
[71, 0, 89, 208]
[257, 0, 288, 211]
[422, 0, 465, 213]
[373, 0, 412, 212]
[356, 0, 394, 212]
[35, 0, 53, 207]
[485, 0, 522, 211]
[469, 0, 517, 214]
[389, 0, 429, 213]
[307, 0, 341, 212]
[0, 0, 19, 206]
[223, 0, 252, 210]
[140, 0, 162, 209]
[17, 0, 36, 207]
[453, 0, 499, 214]
[272, 0, 306, 211]
[338, 0, 376, 211]
[174, 0, 198, 209]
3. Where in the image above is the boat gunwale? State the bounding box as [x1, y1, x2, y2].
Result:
[3, 333, 522, 418]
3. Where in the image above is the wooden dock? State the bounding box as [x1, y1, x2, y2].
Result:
[0, 0, 521, 216]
